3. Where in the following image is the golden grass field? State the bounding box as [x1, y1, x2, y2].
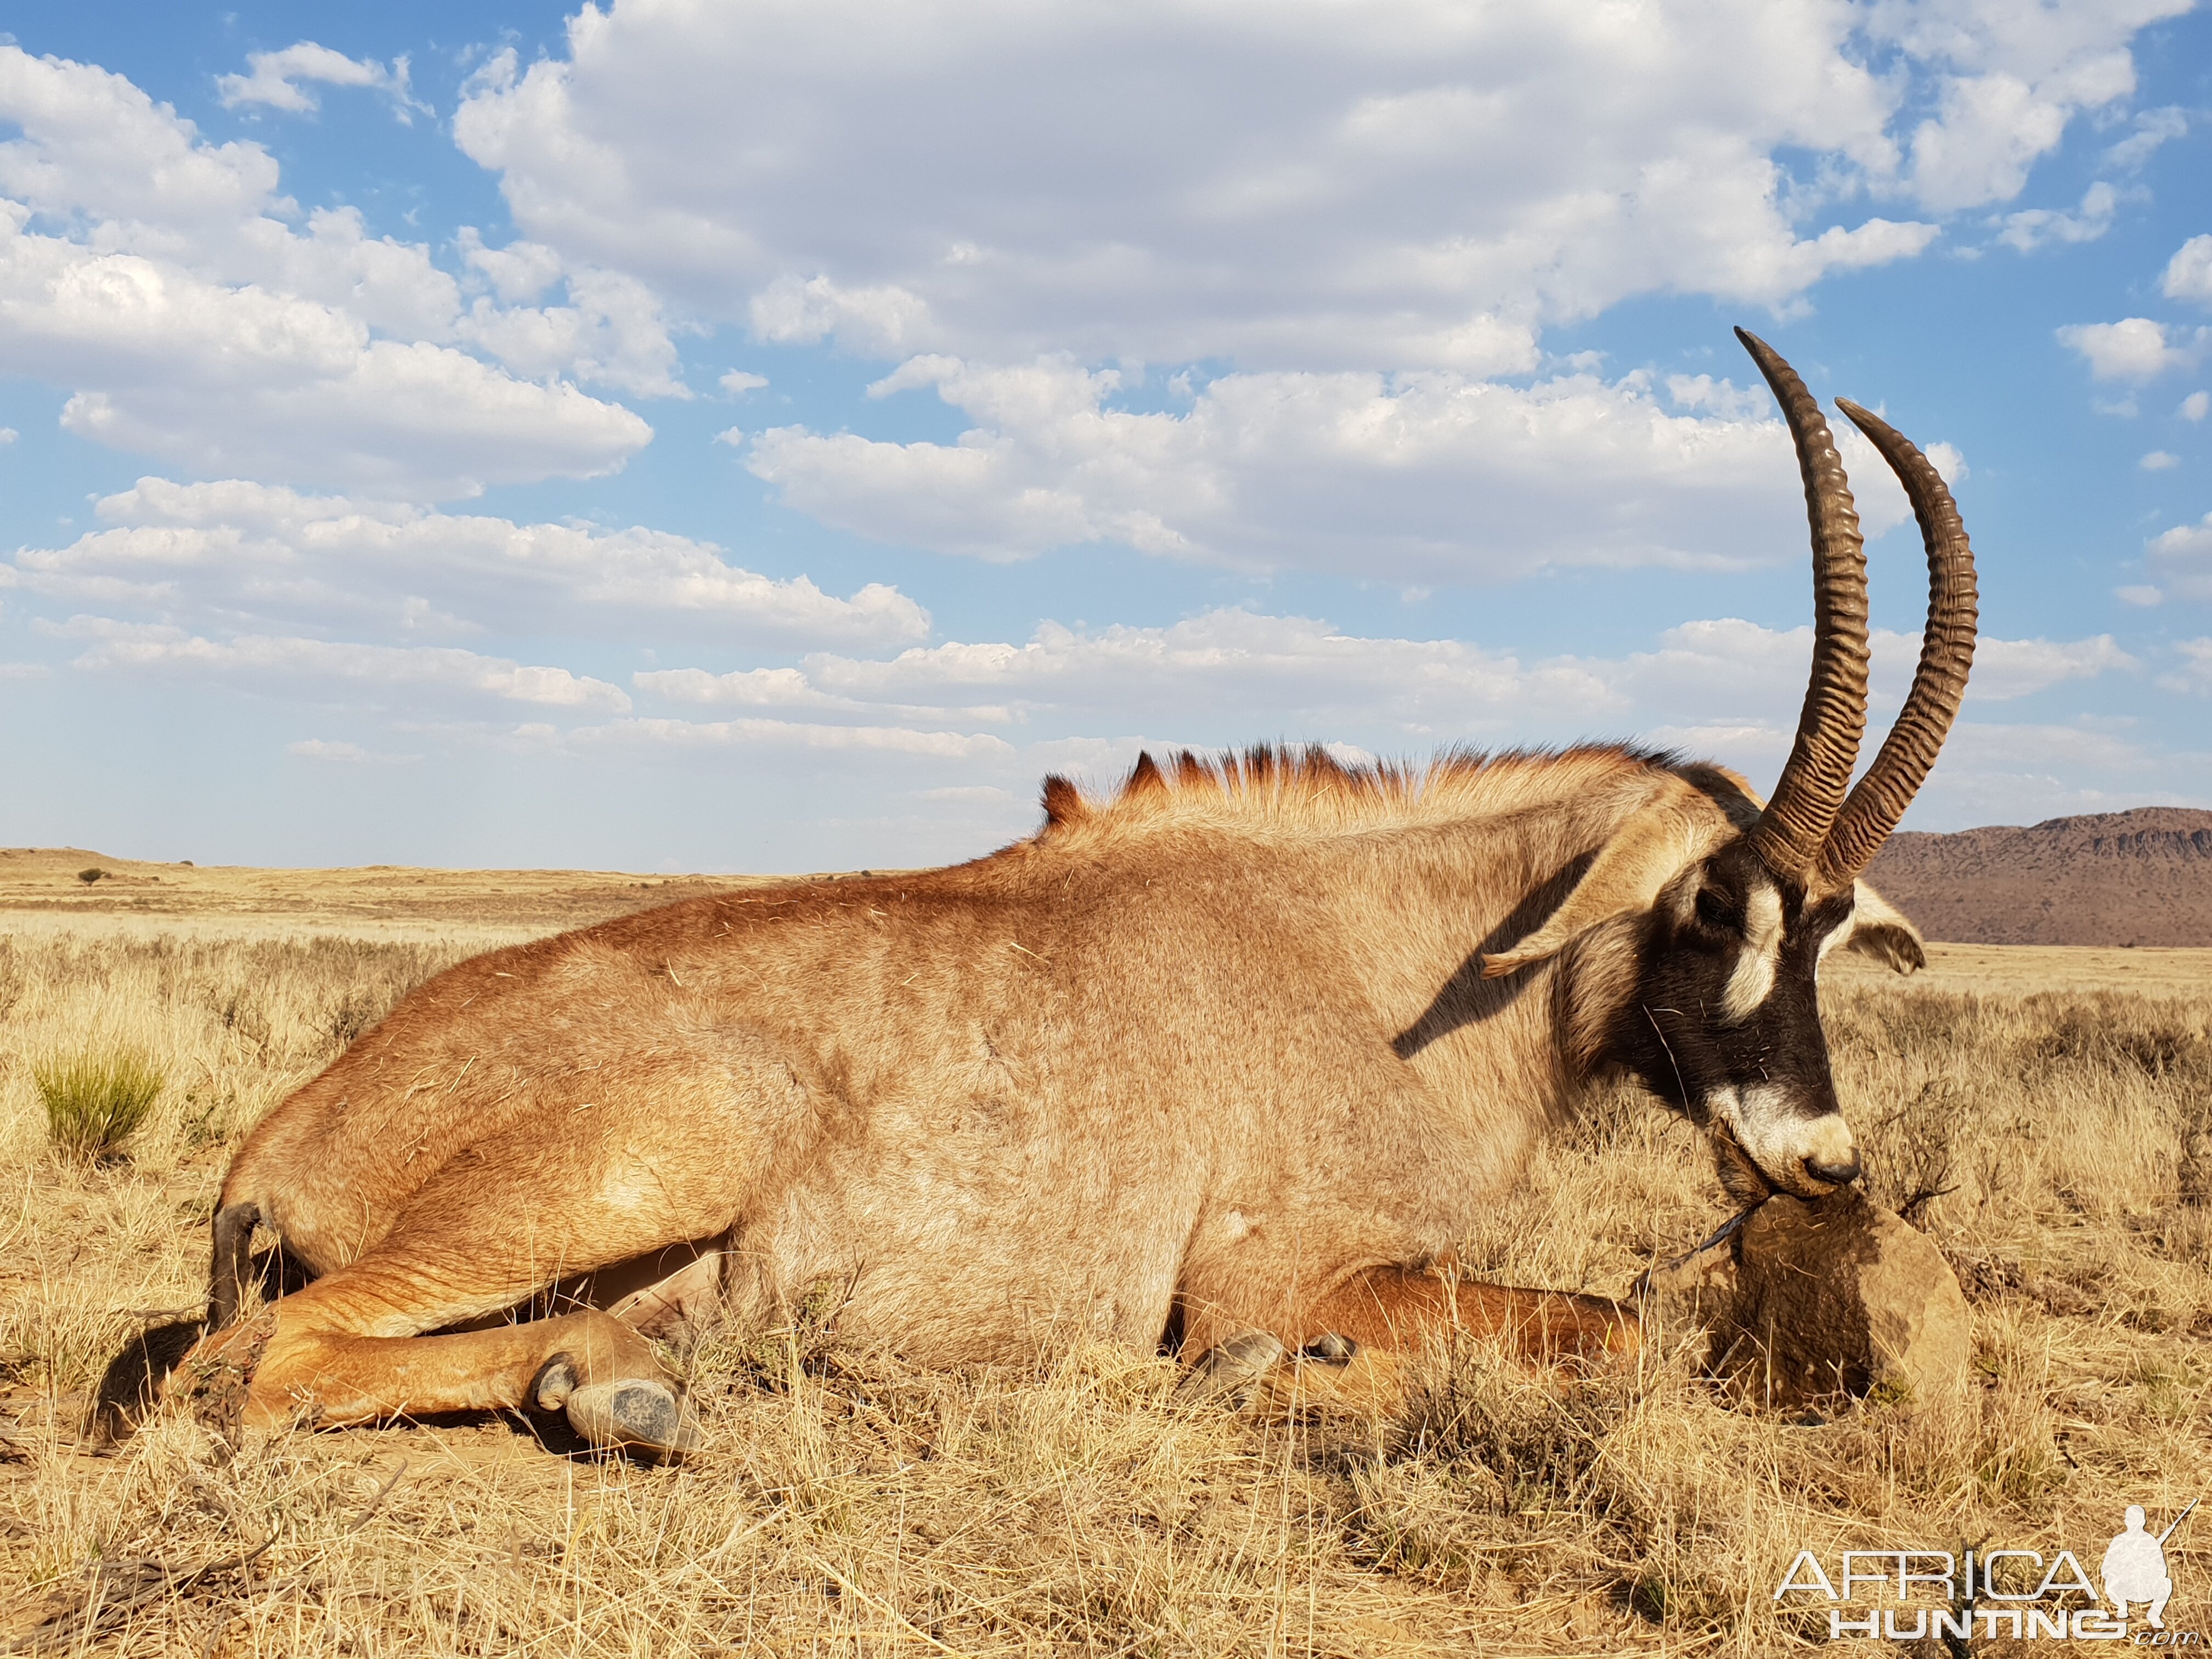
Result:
[2, 847, 2209, 1655]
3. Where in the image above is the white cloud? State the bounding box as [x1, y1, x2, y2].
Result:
[2102, 104, 2187, 170]
[1664, 374, 1771, 420]
[1966, 632, 2138, 699]
[719, 370, 769, 394]
[624, 610, 2129, 771]
[2149, 512, 2212, 600]
[456, 263, 688, 398]
[217, 42, 426, 122]
[2056, 317, 2209, 381]
[643, 609, 1616, 736]
[2141, 449, 2180, 470]
[443, 0, 2053, 377]
[455, 227, 562, 303]
[744, 356, 1954, 578]
[54, 617, 631, 711]
[1998, 180, 2118, 252]
[2115, 584, 2164, 606]
[286, 737, 421, 764]
[1589, 619, 2126, 710]
[0, 47, 668, 492]
[573, 716, 1014, 761]
[2165, 235, 2212, 307]
[2160, 637, 2212, 694]
[1, 477, 928, 645]
[2183, 391, 2210, 421]
[0, 426, 15, 444]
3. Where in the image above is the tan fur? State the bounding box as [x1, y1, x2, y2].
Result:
[190, 743, 1780, 1440]
[1475, 772, 1737, 978]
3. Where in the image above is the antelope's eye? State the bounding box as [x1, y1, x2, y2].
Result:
[1695, 888, 1738, 930]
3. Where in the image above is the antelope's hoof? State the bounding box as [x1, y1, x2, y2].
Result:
[563, 1379, 696, 1458]
[1299, 1332, 1359, 1365]
[531, 1354, 579, 1413]
[1174, 1331, 1286, 1403]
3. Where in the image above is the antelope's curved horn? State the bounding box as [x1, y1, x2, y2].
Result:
[1735, 328, 1871, 885]
[1814, 399, 1979, 887]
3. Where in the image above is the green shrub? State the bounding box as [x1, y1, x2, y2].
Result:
[35, 1050, 165, 1160]
[77, 867, 106, 884]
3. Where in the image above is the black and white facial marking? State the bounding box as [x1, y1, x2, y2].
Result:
[1606, 840, 1873, 1200]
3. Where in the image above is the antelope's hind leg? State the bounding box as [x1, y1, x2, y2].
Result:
[1182, 1266, 1640, 1414]
[1307, 1266, 1641, 1368]
[182, 1100, 755, 1457]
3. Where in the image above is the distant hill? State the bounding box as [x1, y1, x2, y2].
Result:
[1867, 807, 2212, 947]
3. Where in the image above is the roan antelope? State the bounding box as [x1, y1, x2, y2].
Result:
[158, 330, 1974, 1457]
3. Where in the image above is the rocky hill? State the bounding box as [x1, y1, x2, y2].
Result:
[1866, 806, 2212, 946]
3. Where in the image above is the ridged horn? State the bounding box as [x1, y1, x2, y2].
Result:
[1814, 399, 1979, 887]
[1735, 327, 1872, 886]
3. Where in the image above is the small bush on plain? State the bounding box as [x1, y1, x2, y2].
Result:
[34, 1048, 163, 1160]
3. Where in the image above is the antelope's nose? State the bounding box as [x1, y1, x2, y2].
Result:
[1803, 1154, 1862, 1187]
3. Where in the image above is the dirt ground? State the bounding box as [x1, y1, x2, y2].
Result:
[2, 853, 2208, 1655]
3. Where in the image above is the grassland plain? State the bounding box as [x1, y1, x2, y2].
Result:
[0, 853, 2208, 1656]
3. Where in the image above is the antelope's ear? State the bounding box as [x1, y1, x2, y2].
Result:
[1840, 879, 1926, 975]
[1480, 783, 1725, 979]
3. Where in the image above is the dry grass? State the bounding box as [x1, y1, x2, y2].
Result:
[1, 913, 2208, 1655]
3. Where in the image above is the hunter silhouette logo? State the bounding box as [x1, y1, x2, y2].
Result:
[2105, 1500, 2194, 1630]
[1773, 1499, 2198, 1641]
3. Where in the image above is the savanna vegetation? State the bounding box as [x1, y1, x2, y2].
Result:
[1, 909, 2207, 1655]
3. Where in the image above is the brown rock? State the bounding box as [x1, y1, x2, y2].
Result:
[1641, 1190, 1971, 1412]
[1638, 1226, 1744, 1334]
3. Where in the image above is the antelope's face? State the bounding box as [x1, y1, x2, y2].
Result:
[1477, 329, 1974, 1202]
[1626, 842, 1867, 1199]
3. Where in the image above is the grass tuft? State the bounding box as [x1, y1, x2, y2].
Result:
[33, 1048, 165, 1160]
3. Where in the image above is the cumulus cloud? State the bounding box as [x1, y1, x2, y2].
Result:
[2149, 512, 2212, 600]
[572, 717, 1014, 761]
[286, 737, 421, 764]
[2165, 234, 2212, 307]
[2164, 637, 2212, 694]
[744, 357, 1955, 577]
[217, 42, 427, 122]
[2183, 391, 2210, 421]
[1966, 632, 2138, 699]
[0, 47, 667, 492]
[441, 0, 2074, 375]
[1998, 180, 2119, 252]
[642, 610, 1615, 736]
[1, 477, 928, 645]
[456, 260, 687, 398]
[2141, 449, 2180, 470]
[2102, 104, 2187, 171]
[626, 610, 2130, 765]
[2056, 317, 2210, 380]
[52, 616, 631, 711]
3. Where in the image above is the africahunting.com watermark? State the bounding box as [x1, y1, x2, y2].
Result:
[1775, 1501, 2198, 1643]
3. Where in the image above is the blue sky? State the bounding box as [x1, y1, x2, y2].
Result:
[2, 1, 2209, 872]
